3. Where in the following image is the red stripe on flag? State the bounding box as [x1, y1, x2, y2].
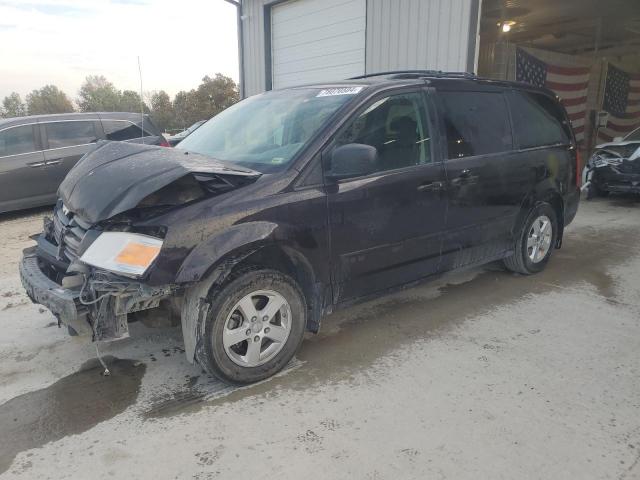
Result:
[597, 132, 614, 142]
[546, 80, 589, 91]
[630, 85, 640, 94]
[568, 111, 586, 121]
[606, 122, 640, 133]
[573, 125, 585, 135]
[547, 64, 590, 76]
[561, 96, 587, 107]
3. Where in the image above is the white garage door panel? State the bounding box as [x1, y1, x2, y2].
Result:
[274, 49, 364, 76]
[272, 0, 360, 24]
[272, 0, 366, 89]
[272, 18, 365, 50]
[274, 32, 364, 62]
[275, 63, 365, 89]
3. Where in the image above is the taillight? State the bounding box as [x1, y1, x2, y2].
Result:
[159, 137, 171, 147]
[576, 149, 582, 187]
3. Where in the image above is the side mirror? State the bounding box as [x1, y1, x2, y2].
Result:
[327, 143, 377, 180]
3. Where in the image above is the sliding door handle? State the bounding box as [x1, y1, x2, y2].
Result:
[27, 161, 46, 168]
[417, 180, 445, 192]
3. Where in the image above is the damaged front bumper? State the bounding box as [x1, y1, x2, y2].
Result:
[20, 247, 91, 335]
[20, 246, 176, 341]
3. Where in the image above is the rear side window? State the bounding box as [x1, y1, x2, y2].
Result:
[0, 125, 37, 157]
[45, 121, 98, 149]
[439, 91, 512, 159]
[509, 91, 570, 148]
[102, 120, 151, 141]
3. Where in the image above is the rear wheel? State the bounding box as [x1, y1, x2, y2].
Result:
[504, 203, 558, 275]
[196, 269, 306, 384]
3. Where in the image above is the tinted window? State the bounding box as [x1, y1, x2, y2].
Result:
[331, 92, 431, 174]
[46, 121, 98, 149]
[102, 120, 148, 141]
[439, 91, 512, 159]
[509, 91, 570, 148]
[0, 125, 37, 157]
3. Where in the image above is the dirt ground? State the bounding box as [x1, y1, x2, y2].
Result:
[0, 196, 638, 480]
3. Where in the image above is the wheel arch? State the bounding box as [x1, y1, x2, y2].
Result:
[514, 186, 565, 248]
[179, 234, 325, 364]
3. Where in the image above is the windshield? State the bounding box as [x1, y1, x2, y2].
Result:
[176, 87, 361, 172]
[624, 127, 640, 142]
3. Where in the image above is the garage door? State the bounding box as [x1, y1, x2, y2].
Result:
[271, 0, 366, 89]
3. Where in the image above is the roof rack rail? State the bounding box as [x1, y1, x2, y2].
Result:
[349, 70, 477, 80]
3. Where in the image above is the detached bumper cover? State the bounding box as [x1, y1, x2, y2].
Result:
[19, 247, 92, 336]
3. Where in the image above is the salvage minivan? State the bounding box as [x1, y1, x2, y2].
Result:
[20, 72, 580, 384]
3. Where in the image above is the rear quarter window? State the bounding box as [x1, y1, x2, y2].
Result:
[438, 91, 512, 159]
[509, 91, 570, 149]
[102, 120, 152, 141]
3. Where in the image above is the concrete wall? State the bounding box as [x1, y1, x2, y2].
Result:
[240, 0, 480, 97]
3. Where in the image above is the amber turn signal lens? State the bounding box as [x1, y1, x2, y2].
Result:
[115, 242, 161, 268]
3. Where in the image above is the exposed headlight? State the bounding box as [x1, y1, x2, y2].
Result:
[80, 232, 163, 277]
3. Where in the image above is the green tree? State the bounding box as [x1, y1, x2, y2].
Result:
[172, 89, 200, 129]
[26, 85, 74, 115]
[77, 75, 121, 112]
[172, 74, 239, 129]
[195, 74, 239, 119]
[119, 90, 148, 113]
[149, 90, 174, 131]
[1, 92, 26, 118]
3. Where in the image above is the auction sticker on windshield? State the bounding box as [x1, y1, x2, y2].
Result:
[316, 87, 364, 97]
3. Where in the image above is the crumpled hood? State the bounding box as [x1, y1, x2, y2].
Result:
[59, 141, 260, 224]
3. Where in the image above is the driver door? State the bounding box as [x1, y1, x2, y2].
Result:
[325, 90, 448, 303]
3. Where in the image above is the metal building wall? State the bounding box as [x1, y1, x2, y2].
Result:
[240, 0, 480, 97]
[365, 0, 479, 74]
[241, 0, 269, 97]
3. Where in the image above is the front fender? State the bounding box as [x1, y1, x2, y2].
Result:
[174, 221, 278, 284]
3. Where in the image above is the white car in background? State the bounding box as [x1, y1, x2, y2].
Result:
[583, 127, 640, 198]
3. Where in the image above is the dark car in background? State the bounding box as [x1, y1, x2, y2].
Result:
[20, 72, 580, 384]
[166, 120, 206, 146]
[0, 112, 168, 213]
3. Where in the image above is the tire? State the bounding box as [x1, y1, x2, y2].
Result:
[195, 268, 307, 384]
[504, 203, 558, 275]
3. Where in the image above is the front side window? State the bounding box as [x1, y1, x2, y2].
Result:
[45, 121, 98, 149]
[439, 91, 512, 159]
[0, 125, 37, 157]
[509, 91, 570, 149]
[176, 88, 358, 173]
[330, 92, 431, 173]
[102, 120, 148, 141]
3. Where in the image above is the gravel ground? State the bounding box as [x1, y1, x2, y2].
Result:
[0, 197, 638, 480]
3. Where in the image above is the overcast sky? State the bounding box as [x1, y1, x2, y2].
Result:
[0, 0, 239, 102]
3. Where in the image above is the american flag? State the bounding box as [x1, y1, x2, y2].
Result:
[516, 48, 589, 143]
[598, 63, 640, 143]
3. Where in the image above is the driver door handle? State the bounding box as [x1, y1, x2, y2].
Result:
[46, 158, 62, 165]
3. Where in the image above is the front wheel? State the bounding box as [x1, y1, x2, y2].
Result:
[196, 269, 307, 384]
[504, 203, 558, 275]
